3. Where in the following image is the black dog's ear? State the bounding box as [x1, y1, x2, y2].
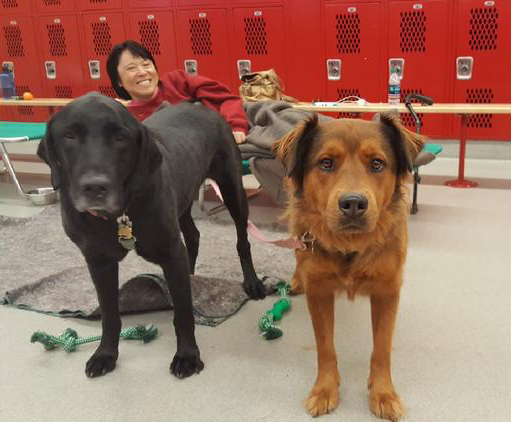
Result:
[378, 112, 423, 177]
[273, 113, 319, 194]
[37, 115, 61, 190]
[130, 125, 163, 196]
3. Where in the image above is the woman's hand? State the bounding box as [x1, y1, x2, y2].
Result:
[233, 131, 246, 144]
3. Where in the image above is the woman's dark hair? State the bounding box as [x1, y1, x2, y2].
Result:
[106, 40, 158, 100]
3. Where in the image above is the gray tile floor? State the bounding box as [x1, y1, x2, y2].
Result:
[1, 159, 510, 422]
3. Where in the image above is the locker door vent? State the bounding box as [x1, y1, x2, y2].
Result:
[44, 0, 61, 6]
[244, 17, 267, 55]
[92, 22, 112, 56]
[400, 11, 426, 53]
[55, 85, 73, 98]
[469, 7, 498, 51]
[189, 18, 212, 56]
[336, 88, 361, 119]
[138, 19, 161, 56]
[90, 0, 108, 4]
[335, 13, 360, 54]
[466, 88, 494, 128]
[3, 24, 25, 57]
[400, 88, 424, 130]
[1, 1, 19, 10]
[98, 85, 116, 97]
[14, 84, 34, 115]
[47, 23, 67, 57]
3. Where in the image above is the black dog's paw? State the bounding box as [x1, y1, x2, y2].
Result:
[85, 351, 118, 378]
[243, 277, 267, 300]
[170, 351, 204, 379]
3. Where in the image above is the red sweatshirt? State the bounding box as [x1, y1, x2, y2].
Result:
[127, 70, 248, 134]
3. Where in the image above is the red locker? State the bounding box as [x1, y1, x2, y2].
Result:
[285, 0, 323, 102]
[128, 11, 178, 74]
[232, 7, 287, 91]
[77, 0, 122, 10]
[37, 15, 87, 98]
[0, 16, 48, 122]
[176, 9, 233, 89]
[232, 0, 281, 4]
[126, 0, 172, 9]
[81, 13, 126, 97]
[34, 0, 75, 14]
[452, 0, 511, 140]
[388, 0, 451, 138]
[178, 0, 225, 5]
[0, 0, 32, 15]
[324, 2, 382, 117]
[0, 107, 12, 122]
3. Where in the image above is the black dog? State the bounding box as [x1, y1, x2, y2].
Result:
[37, 92, 266, 378]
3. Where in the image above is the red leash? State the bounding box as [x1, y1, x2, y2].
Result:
[208, 180, 301, 250]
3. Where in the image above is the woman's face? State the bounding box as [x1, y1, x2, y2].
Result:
[117, 50, 159, 102]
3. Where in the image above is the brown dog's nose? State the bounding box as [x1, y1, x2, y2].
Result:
[339, 194, 368, 218]
[80, 175, 110, 201]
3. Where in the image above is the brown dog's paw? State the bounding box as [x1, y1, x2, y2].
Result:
[306, 384, 339, 417]
[369, 391, 405, 421]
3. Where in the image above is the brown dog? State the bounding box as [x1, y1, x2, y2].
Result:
[274, 113, 422, 421]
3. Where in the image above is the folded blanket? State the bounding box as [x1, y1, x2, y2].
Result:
[239, 101, 333, 160]
[0, 205, 293, 326]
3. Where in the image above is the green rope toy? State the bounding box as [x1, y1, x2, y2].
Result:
[30, 324, 158, 352]
[259, 281, 291, 340]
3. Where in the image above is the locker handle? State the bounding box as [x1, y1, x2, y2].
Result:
[88, 60, 100, 80]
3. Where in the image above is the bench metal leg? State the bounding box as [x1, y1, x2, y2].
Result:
[0, 143, 28, 199]
[411, 167, 420, 215]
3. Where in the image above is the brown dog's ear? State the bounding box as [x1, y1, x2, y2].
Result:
[129, 125, 163, 196]
[378, 112, 424, 176]
[273, 113, 319, 193]
[37, 115, 61, 190]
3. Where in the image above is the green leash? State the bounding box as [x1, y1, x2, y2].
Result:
[259, 282, 291, 340]
[30, 324, 158, 352]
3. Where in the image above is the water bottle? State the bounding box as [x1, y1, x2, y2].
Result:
[387, 67, 400, 105]
[1, 65, 15, 99]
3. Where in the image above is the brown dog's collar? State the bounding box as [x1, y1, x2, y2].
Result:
[296, 231, 358, 264]
[295, 231, 315, 251]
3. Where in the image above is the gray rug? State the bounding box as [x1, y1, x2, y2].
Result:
[0, 204, 296, 326]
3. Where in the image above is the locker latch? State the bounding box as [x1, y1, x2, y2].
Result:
[45, 61, 56, 80]
[456, 57, 473, 80]
[388, 58, 405, 80]
[88, 60, 100, 80]
[237, 60, 251, 79]
[184, 60, 198, 76]
[326, 59, 341, 80]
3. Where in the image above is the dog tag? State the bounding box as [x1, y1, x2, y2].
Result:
[117, 213, 137, 250]
[118, 236, 137, 250]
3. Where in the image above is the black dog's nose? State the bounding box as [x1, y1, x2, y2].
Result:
[339, 194, 368, 218]
[80, 175, 110, 201]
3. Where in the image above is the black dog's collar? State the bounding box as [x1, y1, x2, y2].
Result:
[86, 210, 137, 251]
[86, 209, 109, 221]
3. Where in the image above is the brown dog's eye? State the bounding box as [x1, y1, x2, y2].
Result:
[371, 159, 385, 172]
[64, 133, 76, 141]
[319, 158, 334, 172]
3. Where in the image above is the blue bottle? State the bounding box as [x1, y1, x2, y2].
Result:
[387, 67, 400, 105]
[1, 64, 16, 99]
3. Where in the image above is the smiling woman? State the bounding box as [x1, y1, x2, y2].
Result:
[117, 51, 159, 103]
[106, 40, 248, 144]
